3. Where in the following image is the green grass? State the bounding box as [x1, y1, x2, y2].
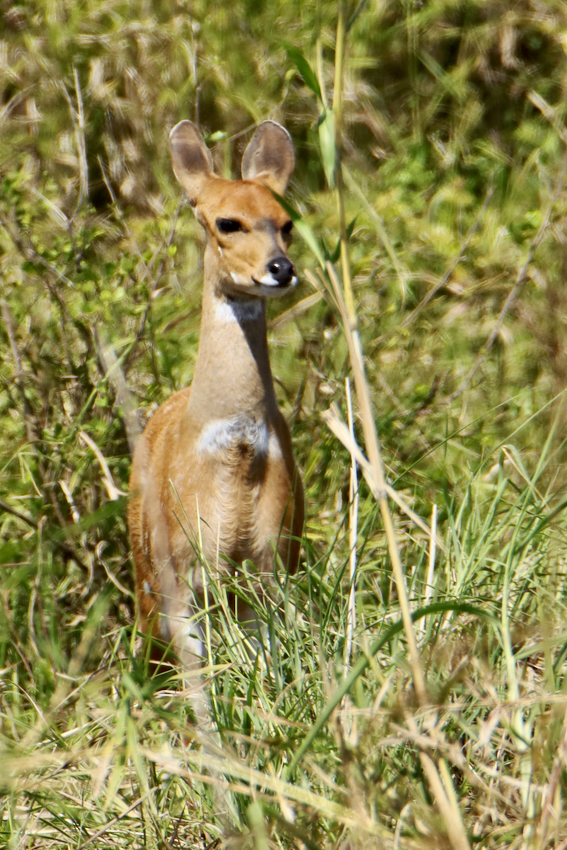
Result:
[2, 0, 567, 847]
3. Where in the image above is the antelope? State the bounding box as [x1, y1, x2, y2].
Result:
[128, 120, 304, 697]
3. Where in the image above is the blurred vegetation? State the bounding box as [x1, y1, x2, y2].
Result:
[2, 0, 567, 847]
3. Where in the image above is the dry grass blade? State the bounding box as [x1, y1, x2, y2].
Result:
[535, 702, 567, 848]
[323, 260, 471, 847]
[269, 291, 324, 330]
[76, 791, 155, 850]
[327, 25, 471, 833]
[344, 378, 358, 669]
[322, 194, 470, 848]
[322, 401, 438, 542]
[421, 504, 438, 638]
[323, 257, 427, 707]
[142, 748, 378, 832]
[79, 431, 124, 500]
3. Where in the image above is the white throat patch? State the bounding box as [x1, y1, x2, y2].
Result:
[214, 298, 263, 324]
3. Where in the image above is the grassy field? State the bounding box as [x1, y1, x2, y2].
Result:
[2, 1, 567, 847]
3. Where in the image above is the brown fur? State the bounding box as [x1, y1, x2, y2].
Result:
[128, 120, 304, 672]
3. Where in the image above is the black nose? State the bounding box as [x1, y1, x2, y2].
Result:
[267, 256, 295, 286]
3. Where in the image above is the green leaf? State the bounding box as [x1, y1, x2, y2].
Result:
[330, 216, 358, 262]
[270, 191, 326, 268]
[283, 43, 322, 102]
[318, 109, 336, 189]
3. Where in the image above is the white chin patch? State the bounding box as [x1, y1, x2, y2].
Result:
[228, 273, 298, 298]
[257, 273, 297, 287]
[256, 274, 298, 296]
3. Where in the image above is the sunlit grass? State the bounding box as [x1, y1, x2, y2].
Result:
[2, 0, 567, 847]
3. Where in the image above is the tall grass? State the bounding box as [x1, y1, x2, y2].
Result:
[2, 1, 567, 847]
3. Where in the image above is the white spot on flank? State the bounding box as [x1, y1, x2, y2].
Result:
[143, 580, 151, 594]
[197, 415, 269, 456]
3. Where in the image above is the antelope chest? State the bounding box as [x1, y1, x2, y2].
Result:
[196, 414, 271, 467]
[169, 414, 283, 563]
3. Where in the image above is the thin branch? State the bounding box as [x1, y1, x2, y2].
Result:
[324, 29, 470, 841]
[0, 497, 37, 530]
[328, 11, 427, 706]
[269, 292, 323, 331]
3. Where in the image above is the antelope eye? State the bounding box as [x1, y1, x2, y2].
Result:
[217, 218, 243, 234]
[281, 220, 293, 236]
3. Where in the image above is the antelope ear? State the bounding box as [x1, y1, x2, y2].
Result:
[241, 120, 295, 194]
[170, 121, 214, 205]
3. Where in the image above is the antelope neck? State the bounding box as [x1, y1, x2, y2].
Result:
[185, 284, 278, 430]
